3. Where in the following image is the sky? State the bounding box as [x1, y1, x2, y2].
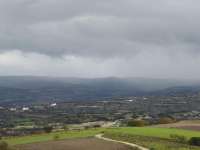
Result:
[0, 0, 200, 79]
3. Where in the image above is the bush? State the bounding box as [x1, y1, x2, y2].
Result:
[127, 120, 147, 127]
[170, 134, 187, 143]
[43, 126, 53, 133]
[93, 124, 101, 128]
[64, 125, 69, 131]
[158, 117, 175, 124]
[0, 141, 9, 150]
[84, 126, 91, 130]
[53, 134, 60, 140]
[189, 137, 200, 146]
[133, 147, 141, 150]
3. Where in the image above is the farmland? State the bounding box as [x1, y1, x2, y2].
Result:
[106, 127, 200, 139]
[4, 128, 105, 145]
[17, 138, 136, 150]
[153, 120, 200, 131]
[104, 127, 200, 150]
[1, 127, 200, 150]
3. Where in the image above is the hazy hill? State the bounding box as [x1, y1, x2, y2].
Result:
[0, 76, 199, 104]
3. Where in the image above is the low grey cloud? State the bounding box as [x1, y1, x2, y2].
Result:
[0, 0, 200, 78]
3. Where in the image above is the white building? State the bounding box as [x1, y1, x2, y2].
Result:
[10, 108, 17, 111]
[22, 107, 29, 111]
[50, 103, 57, 107]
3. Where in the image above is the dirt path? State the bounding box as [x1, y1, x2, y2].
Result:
[95, 134, 149, 150]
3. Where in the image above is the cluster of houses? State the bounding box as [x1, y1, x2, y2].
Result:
[0, 103, 57, 112]
[171, 110, 200, 120]
[10, 107, 30, 112]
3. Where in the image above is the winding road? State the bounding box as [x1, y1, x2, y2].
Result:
[95, 134, 149, 150]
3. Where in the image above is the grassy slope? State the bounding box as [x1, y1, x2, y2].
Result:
[3, 127, 200, 150]
[107, 127, 200, 139]
[104, 127, 200, 150]
[4, 128, 104, 145]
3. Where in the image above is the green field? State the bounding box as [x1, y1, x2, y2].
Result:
[106, 127, 200, 139]
[4, 128, 105, 145]
[104, 127, 200, 150]
[3, 127, 200, 150]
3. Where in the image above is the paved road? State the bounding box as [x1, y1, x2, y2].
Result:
[95, 134, 149, 150]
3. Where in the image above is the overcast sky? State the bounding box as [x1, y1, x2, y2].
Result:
[0, 0, 200, 79]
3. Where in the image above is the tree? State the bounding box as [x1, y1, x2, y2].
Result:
[158, 117, 175, 124]
[93, 124, 101, 128]
[127, 119, 147, 127]
[53, 134, 60, 140]
[64, 125, 69, 131]
[189, 137, 200, 146]
[170, 134, 187, 143]
[43, 126, 53, 133]
[0, 141, 9, 150]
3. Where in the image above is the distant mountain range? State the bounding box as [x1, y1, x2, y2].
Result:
[0, 76, 200, 104]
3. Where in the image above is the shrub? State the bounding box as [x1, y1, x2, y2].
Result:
[93, 124, 101, 128]
[189, 137, 200, 146]
[0, 141, 9, 150]
[43, 126, 53, 133]
[170, 134, 187, 143]
[127, 120, 147, 127]
[158, 117, 175, 124]
[84, 126, 91, 130]
[53, 134, 60, 140]
[64, 125, 69, 131]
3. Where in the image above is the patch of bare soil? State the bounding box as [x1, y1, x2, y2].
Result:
[153, 120, 200, 131]
[177, 125, 200, 131]
[16, 138, 135, 150]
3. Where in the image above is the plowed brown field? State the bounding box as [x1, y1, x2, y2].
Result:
[153, 120, 200, 131]
[16, 138, 135, 150]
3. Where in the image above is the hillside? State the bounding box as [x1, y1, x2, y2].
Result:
[0, 76, 200, 104]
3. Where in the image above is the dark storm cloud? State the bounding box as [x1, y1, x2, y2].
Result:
[1, 0, 200, 79]
[0, 0, 200, 57]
